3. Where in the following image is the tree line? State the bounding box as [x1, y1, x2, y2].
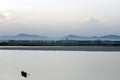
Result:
[0, 40, 120, 46]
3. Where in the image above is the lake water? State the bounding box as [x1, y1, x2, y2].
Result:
[0, 50, 120, 80]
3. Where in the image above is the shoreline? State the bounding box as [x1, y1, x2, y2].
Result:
[0, 46, 120, 51]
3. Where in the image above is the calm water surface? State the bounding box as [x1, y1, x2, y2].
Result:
[0, 50, 120, 80]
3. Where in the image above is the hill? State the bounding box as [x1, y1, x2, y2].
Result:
[0, 34, 120, 41]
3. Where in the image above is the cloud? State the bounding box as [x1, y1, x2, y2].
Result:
[0, 12, 13, 24]
[75, 18, 114, 36]
[83, 18, 102, 25]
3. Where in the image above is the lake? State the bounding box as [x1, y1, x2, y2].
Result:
[0, 50, 120, 80]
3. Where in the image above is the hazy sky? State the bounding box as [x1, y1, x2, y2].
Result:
[0, 0, 120, 37]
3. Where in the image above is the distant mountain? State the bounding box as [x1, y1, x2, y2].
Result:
[16, 34, 40, 37]
[100, 35, 120, 41]
[101, 35, 120, 38]
[0, 34, 120, 41]
[0, 34, 48, 40]
[15, 34, 46, 38]
[66, 35, 83, 38]
[63, 35, 120, 41]
[63, 35, 86, 40]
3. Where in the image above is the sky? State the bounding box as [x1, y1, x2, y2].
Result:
[0, 0, 120, 37]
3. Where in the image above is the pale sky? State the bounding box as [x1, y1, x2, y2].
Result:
[0, 0, 120, 37]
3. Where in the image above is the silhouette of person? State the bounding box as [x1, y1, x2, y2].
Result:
[21, 71, 28, 78]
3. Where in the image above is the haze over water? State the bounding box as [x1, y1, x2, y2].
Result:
[0, 50, 120, 80]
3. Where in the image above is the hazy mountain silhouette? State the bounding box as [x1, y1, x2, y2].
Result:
[0, 34, 120, 41]
[63, 35, 120, 41]
[0, 34, 48, 40]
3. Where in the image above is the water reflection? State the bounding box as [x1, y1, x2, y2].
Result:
[0, 50, 120, 80]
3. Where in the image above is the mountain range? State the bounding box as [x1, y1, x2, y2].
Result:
[0, 34, 120, 41]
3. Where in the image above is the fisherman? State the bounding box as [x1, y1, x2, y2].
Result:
[21, 71, 29, 78]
